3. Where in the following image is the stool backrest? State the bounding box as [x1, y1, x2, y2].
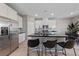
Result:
[65, 40, 75, 49]
[28, 39, 39, 47]
[43, 40, 57, 48]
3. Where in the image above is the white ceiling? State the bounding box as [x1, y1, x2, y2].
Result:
[7, 3, 79, 18]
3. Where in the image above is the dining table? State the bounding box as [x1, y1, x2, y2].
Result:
[28, 34, 68, 56]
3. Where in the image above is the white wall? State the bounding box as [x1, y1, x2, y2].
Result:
[22, 15, 34, 40]
[47, 19, 56, 29]
[35, 20, 42, 29]
[56, 18, 72, 35]
[72, 16, 79, 23]
[27, 16, 35, 35]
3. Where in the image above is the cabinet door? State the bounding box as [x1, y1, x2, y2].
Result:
[0, 4, 7, 18]
[7, 5, 17, 20]
[19, 33, 25, 43]
[10, 34, 19, 52]
[0, 36, 10, 56]
[0, 4, 17, 21]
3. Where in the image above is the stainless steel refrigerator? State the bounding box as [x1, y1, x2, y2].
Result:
[0, 21, 19, 56]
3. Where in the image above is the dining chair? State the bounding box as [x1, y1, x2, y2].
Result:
[43, 40, 57, 56]
[57, 40, 76, 56]
[27, 38, 40, 56]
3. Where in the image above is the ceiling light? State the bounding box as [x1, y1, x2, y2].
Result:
[70, 12, 74, 15]
[51, 13, 54, 16]
[35, 14, 38, 17]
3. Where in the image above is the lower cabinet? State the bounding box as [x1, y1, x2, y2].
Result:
[0, 35, 10, 56]
[10, 34, 19, 53]
[0, 34, 19, 56]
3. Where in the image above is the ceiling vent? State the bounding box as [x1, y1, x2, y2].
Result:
[48, 17, 55, 20]
[35, 18, 43, 20]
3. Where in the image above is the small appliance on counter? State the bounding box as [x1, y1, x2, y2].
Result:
[42, 25, 49, 36]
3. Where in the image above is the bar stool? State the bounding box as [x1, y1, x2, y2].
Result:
[57, 40, 76, 56]
[43, 40, 57, 56]
[27, 38, 40, 56]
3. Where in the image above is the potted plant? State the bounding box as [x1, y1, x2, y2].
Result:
[66, 21, 79, 40]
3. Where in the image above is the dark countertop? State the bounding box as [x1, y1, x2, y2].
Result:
[28, 34, 67, 38]
[19, 32, 25, 34]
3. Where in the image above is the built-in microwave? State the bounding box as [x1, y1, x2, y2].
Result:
[0, 27, 8, 35]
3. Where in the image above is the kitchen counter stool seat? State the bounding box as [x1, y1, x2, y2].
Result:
[57, 40, 76, 56]
[27, 38, 40, 56]
[43, 40, 57, 56]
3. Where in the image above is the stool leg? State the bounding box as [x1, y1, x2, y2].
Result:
[73, 48, 76, 56]
[37, 46, 40, 56]
[42, 44, 43, 56]
[37, 50, 40, 56]
[27, 46, 29, 56]
[45, 47, 47, 56]
[49, 49, 53, 56]
[55, 44, 58, 56]
[62, 48, 63, 54]
[62, 48, 65, 55]
[64, 48, 67, 56]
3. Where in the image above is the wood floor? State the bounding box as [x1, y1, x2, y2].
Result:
[9, 40, 79, 56]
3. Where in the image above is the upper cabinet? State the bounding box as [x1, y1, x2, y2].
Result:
[0, 4, 7, 18]
[7, 5, 17, 21]
[0, 3, 17, 21]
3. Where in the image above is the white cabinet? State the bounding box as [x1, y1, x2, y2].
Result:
[0, 3, 17, 21]
[18, 15, 23, 28]
[7, 5, 17, 20]
[0, 4, 7, 18]
[19, 33, 25, 43]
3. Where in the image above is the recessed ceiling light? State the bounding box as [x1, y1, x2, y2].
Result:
[51, 13, 54, 16]
[35, 14, 38, 17]
[70, 12, 74, 15]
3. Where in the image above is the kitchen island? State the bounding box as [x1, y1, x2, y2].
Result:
[28, 34, 67, 56]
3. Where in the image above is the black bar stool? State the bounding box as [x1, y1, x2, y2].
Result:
[27, 38, 40, 56]
[57, 40, 76, 56]
[43, 40, 57, 56]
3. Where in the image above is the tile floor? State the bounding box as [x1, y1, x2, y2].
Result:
[9, 40, 79, 56]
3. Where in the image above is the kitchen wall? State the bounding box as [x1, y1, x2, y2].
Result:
[26, 16, 72, 35]
[56, 18, 72, 35]
[22, 16, 28, 40]
[35, 18, 56, 29]
[72, 16, 79, 23]
[27, 16, 35, 35]
[56, 16, 79, 35]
